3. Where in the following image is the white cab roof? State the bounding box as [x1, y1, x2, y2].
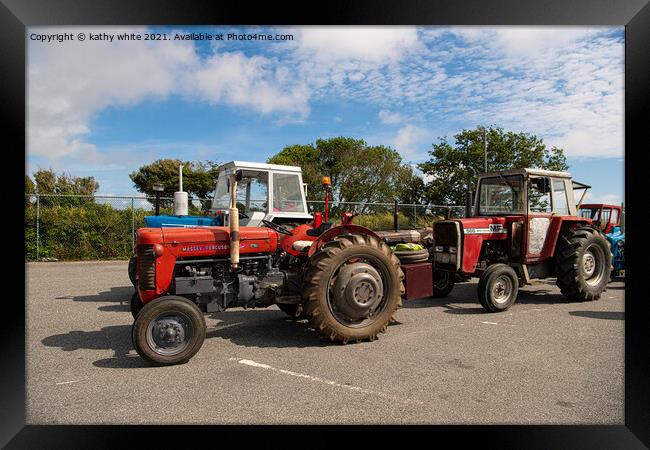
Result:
[480, 168, 572, 179]
[219, 161, 303, 173]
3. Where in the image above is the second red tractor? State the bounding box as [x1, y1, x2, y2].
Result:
[431, 168, 612, 311]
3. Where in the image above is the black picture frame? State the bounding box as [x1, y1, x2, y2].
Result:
[3, 0, 648, 447]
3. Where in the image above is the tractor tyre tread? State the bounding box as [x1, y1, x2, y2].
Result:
[302, 233, 404, 344]
[555, 227, 611, 301]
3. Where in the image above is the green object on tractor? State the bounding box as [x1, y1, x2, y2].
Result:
[391, 243, 424, 252]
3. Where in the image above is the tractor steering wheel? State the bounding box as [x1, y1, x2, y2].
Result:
[261, 219, 293, 236]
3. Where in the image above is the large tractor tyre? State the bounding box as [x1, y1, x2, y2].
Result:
[302, 233, 405, 344]
[432, 270, 455, 298]
[128, 255, 137, 287]
[478, 263, 519, 313]
[393, 248, 430, 264]
[277, 303, 306, 319]
[132, 296, 206, 366]
[555, 227, 612, 301]
[130, 291, 144, 320]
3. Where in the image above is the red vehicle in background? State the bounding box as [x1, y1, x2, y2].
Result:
[578, 204, 623, 234]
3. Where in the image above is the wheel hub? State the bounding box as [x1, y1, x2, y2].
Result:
[492, 276, 512, 304]
[583, 251, 596, 277]
[583, 244, 605, 286]
[146, 314, 191, 356]
[333, 262, 384, 320]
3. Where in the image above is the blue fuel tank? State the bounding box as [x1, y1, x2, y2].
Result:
[144, 214, 224, 228]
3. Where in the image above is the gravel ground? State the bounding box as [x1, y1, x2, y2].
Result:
[26, 261, 624, 424]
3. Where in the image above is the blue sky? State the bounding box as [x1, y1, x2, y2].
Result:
[27, 26, 624, 204]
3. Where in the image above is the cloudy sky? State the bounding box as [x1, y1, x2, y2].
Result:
[27, 26, 624, 204]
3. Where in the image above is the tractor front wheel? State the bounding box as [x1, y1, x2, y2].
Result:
[555, 227, 611, 301]
[432, 270, 455, 298]
[302, 233, 404, 344]
[130, 291, 144, 320]
[478, 263, 519, 312]
[132, 296, 206, 366]
[128, 255, 137, 287]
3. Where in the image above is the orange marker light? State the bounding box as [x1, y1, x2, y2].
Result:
[322, 176, 331, 186]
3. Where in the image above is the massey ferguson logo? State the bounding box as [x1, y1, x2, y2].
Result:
[464, 224, 507, 234]
[181, 244, 229, 252]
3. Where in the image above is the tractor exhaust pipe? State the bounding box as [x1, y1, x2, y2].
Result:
[230, 170, 242, 271]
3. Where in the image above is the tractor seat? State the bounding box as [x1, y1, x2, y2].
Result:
[292, 240, 313, 253]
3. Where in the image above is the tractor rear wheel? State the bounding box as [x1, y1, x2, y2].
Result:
[478, 263, 519, 312]
[555, 227, 611, 301]
[132, 296, 206, 366]
[302, 233, 404, 344]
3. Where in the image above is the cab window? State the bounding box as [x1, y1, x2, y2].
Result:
[551, 179, 569, 214]
[528, 177, 552, 213]
[478, 175, 524, 215]
[272, 173, 306, 213]
[601, 208, 611, 223]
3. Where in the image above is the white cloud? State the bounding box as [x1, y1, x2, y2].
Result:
[392, 124, 431, 159]
[378, 110, 406, 124]
[28, 27, 199, 161]
[294, 27, 420, 63]
[187, 51, 310, 119]
[28, 26, 312, 162]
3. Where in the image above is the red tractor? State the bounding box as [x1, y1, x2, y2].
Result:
[431, 168, 612, 312]
[130, 171, 407, 365]
[578, 203, 623, 234]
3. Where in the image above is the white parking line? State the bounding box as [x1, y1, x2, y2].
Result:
[209, 321, 244, 331]
[55, 379, 83, 385]
[481, 321, 498, 325]
[231, 358, 423, 406]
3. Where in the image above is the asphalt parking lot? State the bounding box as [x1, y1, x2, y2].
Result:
[26, 261, 624, 424]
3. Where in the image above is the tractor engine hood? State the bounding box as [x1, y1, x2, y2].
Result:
[136, 226, 279, 258]
[455, 217, 509, 236]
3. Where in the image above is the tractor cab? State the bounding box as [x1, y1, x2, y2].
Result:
[211, 161, 312, 227]
[578, 204, 622, 234]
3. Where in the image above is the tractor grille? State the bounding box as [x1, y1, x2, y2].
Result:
[434, 221, 460, 247]
[433, 221, 461, 271]
[138, 244, 156, 290]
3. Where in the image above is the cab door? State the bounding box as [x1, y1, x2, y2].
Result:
[523, 176, 553, 261]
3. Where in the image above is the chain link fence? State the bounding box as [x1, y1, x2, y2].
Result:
[24, 194, 465, 262]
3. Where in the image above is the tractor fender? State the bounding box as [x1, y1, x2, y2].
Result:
[307, 224, 381, 257]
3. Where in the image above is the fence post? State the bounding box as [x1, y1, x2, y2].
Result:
[36, 194, 40, 261]
[131, 197, 135, 253]
[413, 205, 417, 228]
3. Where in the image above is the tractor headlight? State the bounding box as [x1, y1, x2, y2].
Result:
[449, 246, 457, 254]
[434, 246, 444, 252]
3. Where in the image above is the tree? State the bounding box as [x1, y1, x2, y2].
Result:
[129, 159, 220, 208]
[29, 169, 99, 195]
[268, 137, 422, 208]
[418, 126, 569, 206]
[26, 169, 100, 207]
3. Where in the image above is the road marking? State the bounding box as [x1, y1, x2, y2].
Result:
[55, 379, 83, 385]
[231, 358, 422, 406]
[209, 321, 244, 331]
[481, 321, 498, 325]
